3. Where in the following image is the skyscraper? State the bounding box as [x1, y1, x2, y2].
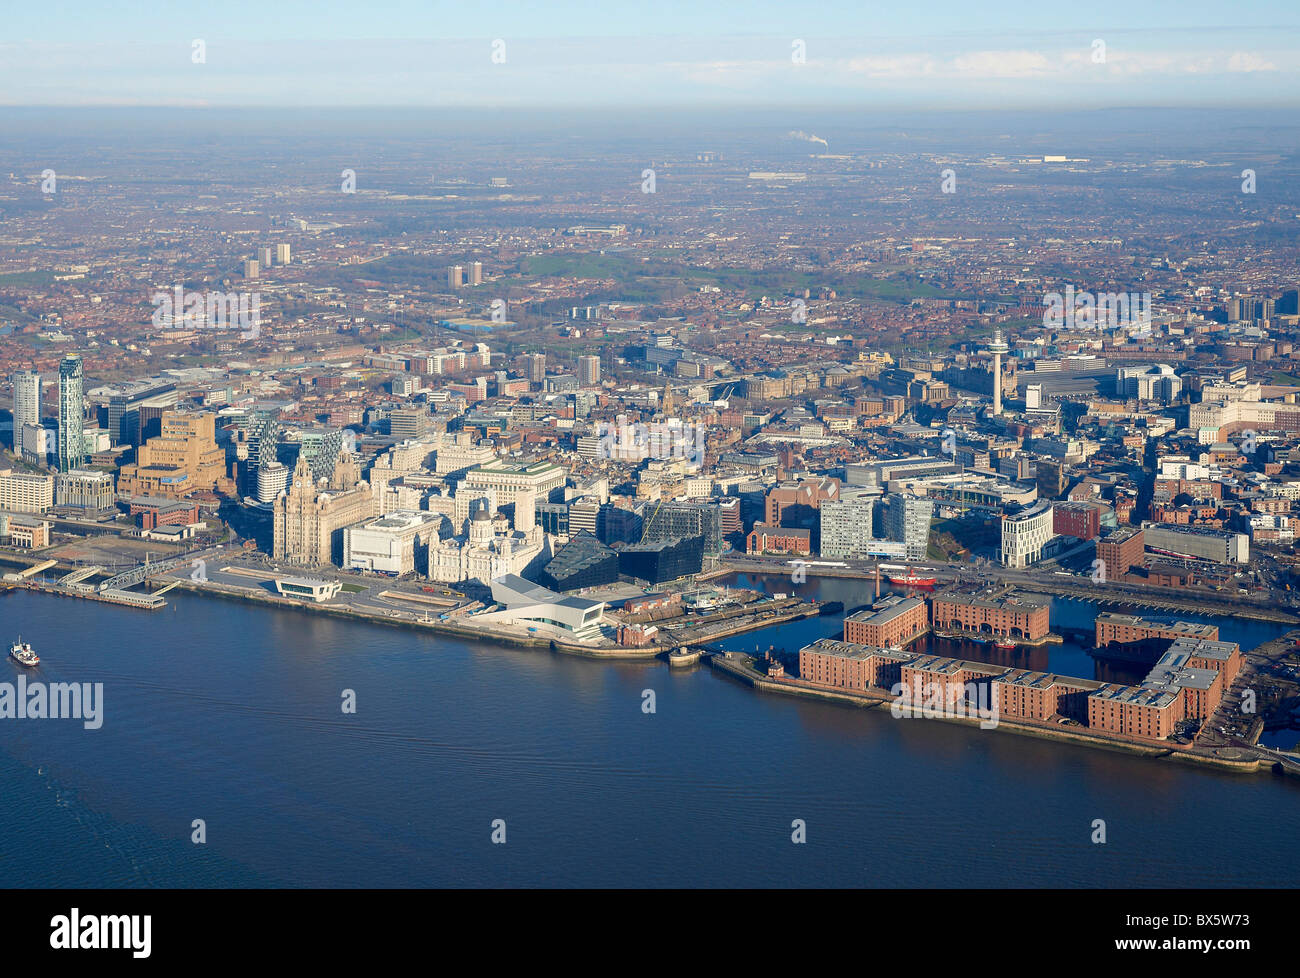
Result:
[275, 243, 291, 265]
[578, 355, 601, 386]
[448, 265, 463, 289]
[258, 246, 273, 268]
[57, 355, 85, 472]
[11, 370, 40, 448]
[469, 261, 483, 286]
[988, 328, 1008, 416]
[106, 380, 178, 447]
[526, 353, 547, 382]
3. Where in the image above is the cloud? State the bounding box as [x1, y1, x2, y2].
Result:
[1226, 52, 1277, 72]
[844, 55, 938, 78]
[949, 50, 1052, 78]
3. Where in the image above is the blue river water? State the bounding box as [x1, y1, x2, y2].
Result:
[1, 585, 1297, 887]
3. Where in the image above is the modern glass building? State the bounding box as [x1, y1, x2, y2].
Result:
[106, 381, 177, 446]
[57, 354, 85, 472]
[617, 535, 704, 584]
[539, 532, 619, 591]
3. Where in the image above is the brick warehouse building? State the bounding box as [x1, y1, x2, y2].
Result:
[1094, 526, 1144, 583]
[746, 523, 812, 556]
[129, 496, 202, 530]
[794, 640, 1232, 744]
[992, 670, 1096, 722]
[930, 588, 1051, 640]
[1094, 613, 1218, 651]
[798, 639, 914, 691]
[843, 595, 928, 648]
[1088, 685, 1182, 740]
[1169, 636, 1244, 688]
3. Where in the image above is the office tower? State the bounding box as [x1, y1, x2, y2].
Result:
[57, 355, 85, 472]
[448, 265, 463, 289]
[0, 469, 54, 513]
[1000, 500, 1055, 568]
[11, 370, 40, 447]
[526, 353, 547, 382]
[389, 407, 430, 439]
[116, 410, 235, 497]
[883, 494, 934, 561]
[55, 469, 114, 511]
[1025, 383, 1042, 410]
[578, 355, 601, 387]
[1279, 290, 1299, 316]
[256, 460, 290, 503]
[258, 246, 273, 268]
[469, 261, 483, 285]
[242, 412, 282, 489]
[291, 428, 345, 483]
[106, 380, 178, 447]
[987, 328, 1008, 416]
[242, 259, 260, 279]
[275, 243, 291, 265]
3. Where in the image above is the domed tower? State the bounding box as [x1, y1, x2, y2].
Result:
[469, 503, 494, 546]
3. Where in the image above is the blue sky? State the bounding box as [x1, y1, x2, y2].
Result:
[1, 1, 1297, 107]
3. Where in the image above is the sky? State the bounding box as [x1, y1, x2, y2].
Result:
[1, 1, 1297, 108]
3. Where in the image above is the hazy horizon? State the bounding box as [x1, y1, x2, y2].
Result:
[2, 1, 1298, 109]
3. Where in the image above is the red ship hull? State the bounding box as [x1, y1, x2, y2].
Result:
[887, 575, 936, 588]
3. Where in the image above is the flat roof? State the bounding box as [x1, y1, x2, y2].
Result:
[1168, 636, 1239, 660]
[279, 576, 338, 588]
[1088, 683, 1180, 709]
[799, 638, 916, 662]
[1095, 613, 1217, 636]
[845, 596, 925, 625]
[934, 589, 1049, 611]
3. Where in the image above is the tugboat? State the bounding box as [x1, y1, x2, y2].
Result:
[9, 637, 39, 667]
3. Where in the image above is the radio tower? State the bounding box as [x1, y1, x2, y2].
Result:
[987, 328, 1009, 416]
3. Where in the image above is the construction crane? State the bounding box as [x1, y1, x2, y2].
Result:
[640, 495, 665, 543]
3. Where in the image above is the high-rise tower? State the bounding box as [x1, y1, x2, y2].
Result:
[11, 370, 40, 447]
[57, 354, 85, 471]
[987, 329, 1009, 416]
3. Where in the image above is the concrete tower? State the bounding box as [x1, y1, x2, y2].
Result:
[11, 370, 40, 446]
[987, 329, 1009, 416]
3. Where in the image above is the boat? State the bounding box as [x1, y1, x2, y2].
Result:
[887, 566, 937, 588]
[994, 641, 1017, 651]
[9, 638, 39, 667]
